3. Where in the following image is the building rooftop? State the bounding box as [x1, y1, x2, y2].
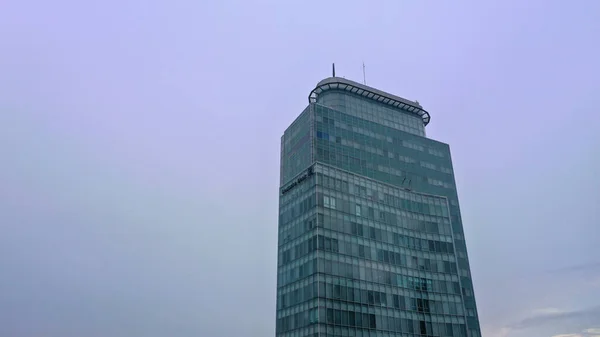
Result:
[308, 77, 431, 126]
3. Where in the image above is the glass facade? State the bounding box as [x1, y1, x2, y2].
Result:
[277, 78, 481, 337]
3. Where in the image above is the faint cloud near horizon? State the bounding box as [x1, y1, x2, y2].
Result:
[486, 307, 600, 337]
[508, 306, 600, 330]
[532, 307, 566, 316]
[549, 262, 600, 274]
[552, 327, 600, 337]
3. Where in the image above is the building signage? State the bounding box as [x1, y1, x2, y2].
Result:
[281, 166, 314, 195]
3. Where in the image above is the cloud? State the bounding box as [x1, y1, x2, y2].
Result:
[487, 327, 512, 337]
[551, 327, 600, 337]
[586, 276, 600, 288]
[508, 306, 600, 330]
[533, 307, 565, 315]
[549, 262, 600, 274]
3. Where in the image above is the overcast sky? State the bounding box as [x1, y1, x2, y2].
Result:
[1, 1, 599, 337]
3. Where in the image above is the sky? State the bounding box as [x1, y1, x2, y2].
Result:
[0, 0, 599, 336]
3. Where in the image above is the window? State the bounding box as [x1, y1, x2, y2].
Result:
[355, 204, 362, 216]
[309, 308, 318, 323]
[324, 196, 336, 209]
[428, 148, 445, 157]
[358, 186, 367, 195]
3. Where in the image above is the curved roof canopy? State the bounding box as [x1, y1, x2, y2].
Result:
[308, 77, 431, 126]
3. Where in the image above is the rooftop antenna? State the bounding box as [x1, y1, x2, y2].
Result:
[362, 62, 367, 85]
[332, 63, 336, 77]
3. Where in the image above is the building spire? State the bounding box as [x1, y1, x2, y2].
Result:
[332, 63, 336, 77]
[362, 61, 367, 85]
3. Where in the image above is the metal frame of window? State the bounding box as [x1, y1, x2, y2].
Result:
[308, 77, 431, 126]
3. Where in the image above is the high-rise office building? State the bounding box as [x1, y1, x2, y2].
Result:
[276, 76, 481, 337]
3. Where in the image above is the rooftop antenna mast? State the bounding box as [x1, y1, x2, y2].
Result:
[362, 62, 367, 85]
[332, 63, 336, 77]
